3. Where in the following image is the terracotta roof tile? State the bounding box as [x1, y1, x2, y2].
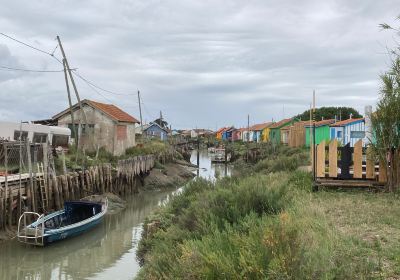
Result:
[250, 122, 273, 131]
[269, 118, 293, 129]
[330, 118, 364, 127]
[304, 119, 335, 127]
[88, 100, 139, 123]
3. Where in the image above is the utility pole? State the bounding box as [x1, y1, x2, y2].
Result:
[63, 59, 77, 147]
[247, 114, 250, 142]
[312, 90, 316, 183]
[57, 35, 88, 148]
[137, 90, 143, 132]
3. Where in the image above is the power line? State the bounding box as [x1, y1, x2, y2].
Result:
[0, 32, 55, 56]
[72, 71, 136, 96]
[1, 33, 139, 98]
[0, 65, 66, 73]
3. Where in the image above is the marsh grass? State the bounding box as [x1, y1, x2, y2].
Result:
[137, 145, 400, 279]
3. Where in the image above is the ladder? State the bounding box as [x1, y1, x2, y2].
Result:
[37, 163, 48, 212]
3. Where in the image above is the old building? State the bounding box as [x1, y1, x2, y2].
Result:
[53, 99, 140, 156]
[305, 119, 335, 147]
[143, 122, 169, 141]
[330, 118, 365, 147]
[269, 118, 295, 145]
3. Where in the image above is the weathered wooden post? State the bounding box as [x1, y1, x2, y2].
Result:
[316, 140, 326, 178]
[328, 139, 338, 178]
[340, 143, 352, 179]
[353, 140, 363, 179]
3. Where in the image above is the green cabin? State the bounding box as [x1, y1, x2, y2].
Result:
[269, 118, 295, 145]
[305, 119, 335, 147]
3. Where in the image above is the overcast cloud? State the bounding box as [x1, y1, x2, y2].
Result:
[0, 0, 398, 129]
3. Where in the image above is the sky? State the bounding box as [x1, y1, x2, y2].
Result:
[0, 0, 399, 130]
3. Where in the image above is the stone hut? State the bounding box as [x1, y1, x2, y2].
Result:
[53, 99, 140, 156]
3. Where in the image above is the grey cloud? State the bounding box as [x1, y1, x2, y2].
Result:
[0, 0, 399, 128]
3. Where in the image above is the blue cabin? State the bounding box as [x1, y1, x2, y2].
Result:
[330, 118, 365, 147]
[143, 122, 169, 141]
[222, 127, 234, 141]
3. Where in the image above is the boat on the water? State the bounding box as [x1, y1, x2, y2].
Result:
[210, 148, 231, 163]
[17, 198, 108, 246]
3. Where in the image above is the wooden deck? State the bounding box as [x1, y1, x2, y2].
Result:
[315, 178, 385, 188]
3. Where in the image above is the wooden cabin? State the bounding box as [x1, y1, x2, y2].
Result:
[330, 118, 365, 147]
[215, 127, 228, 140]
[249, 122, 273, 143]
[286, 121, 310, 147]
[305, 119, 335, 147]
[269, 118, 294, 145]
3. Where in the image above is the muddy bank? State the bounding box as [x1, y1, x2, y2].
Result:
[143, 163, 195, 190]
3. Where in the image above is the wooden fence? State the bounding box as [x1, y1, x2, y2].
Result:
[287, 122, 306, 148]
[315, 139, 387, 187]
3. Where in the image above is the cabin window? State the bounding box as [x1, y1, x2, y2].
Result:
[337, 131, 342, 138]
[33, 133, 47, 143]
[116, 125, 127, 140]
[52, 135, 69, 147]
[13, 130, 28, 141]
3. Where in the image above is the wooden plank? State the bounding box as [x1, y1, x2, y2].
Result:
[366, 146, 375, 179]
[379, 160, 387, 183]
[317, 140, 326, 177]
[328, 139, 338, 178]
[353, 140, 362, 179]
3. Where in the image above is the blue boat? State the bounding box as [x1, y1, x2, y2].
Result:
[17, 198, 108, 246]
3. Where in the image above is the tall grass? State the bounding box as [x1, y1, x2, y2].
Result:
[137, 171, 377, 279]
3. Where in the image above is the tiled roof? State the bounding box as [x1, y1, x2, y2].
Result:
[216, 127, 228, 134]
[250, 122, 273, 131]
[269, 118, 293, 129]
[88, 100, 139, 123]
[304, 119, 335, 127]
[330, 118, 364, 127]
[53, 99, 139, 123]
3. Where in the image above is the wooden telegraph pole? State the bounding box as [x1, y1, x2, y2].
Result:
[62, 59, 77, 146]
[57, 36, 88, 148]
[137, 90, 143, 132]
[312, 90, 316, 182]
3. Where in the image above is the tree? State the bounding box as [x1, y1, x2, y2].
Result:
[295, 106, 362, 121]
[371, 17, 400, 191]
[154, 117, 168, 129]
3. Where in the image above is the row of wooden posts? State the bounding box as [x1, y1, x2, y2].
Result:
[0, 154, 163, 231]
[314, 139, 387, 183]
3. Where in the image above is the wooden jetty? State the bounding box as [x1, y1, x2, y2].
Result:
[0, 147, 176, 231]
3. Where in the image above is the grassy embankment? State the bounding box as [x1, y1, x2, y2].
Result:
[55, 140, 176, 172]
[137, 143, 400, 279]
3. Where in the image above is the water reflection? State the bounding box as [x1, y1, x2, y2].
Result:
[0, 189, 179, 280]
[190, 149, 232, 179]
[0, 149, 229, 280]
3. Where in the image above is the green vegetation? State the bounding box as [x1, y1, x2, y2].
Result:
[54, 140, 172, 173]
[371, 18, 400, 192]
[295, 106, 362, 121]
[125, 141, 170, 158]
[137, 145, 400, 279]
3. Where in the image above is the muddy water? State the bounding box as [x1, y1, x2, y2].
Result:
[0, 149, 230, 279]
[190, 149, 233, 179]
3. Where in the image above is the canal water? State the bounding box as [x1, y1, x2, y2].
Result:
[0, 149, 231, 280]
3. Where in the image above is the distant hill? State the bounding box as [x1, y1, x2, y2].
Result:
[294, 107, 362, 121]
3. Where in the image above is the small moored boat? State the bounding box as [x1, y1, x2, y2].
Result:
[17, 198, 108, 246]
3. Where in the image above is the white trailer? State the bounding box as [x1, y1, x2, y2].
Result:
[0, 121, 71, 147]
